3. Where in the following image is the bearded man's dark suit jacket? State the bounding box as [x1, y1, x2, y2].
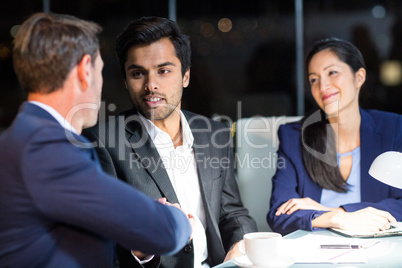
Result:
[83, 109, 257, 268]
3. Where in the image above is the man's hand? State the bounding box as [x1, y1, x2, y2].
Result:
[157, 197, 195, 241]
[223, 241, 243, 262]
[131, 250, 147, 260]
[157, 197, 180, 209]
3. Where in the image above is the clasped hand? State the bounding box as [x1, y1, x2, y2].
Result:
[276, 197, 397, 232]
[132, 198, 195, 260]
[275, 197, 333, 216]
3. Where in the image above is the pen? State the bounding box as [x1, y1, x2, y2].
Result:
[321, 240, 380, 249]
[320, 244, 360, 249]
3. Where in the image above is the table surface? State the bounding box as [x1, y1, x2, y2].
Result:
[212, 229, 402, 268]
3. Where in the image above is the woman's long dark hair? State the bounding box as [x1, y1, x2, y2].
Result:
[302, 38, 366, 193]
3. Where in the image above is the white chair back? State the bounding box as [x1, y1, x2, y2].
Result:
[235, 116, 302, 231]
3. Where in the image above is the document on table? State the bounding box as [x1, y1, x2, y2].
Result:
[329, 221, 402, 238]
[282, 233, 380, 264]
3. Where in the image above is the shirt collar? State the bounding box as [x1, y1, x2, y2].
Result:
[138, 111, 194, 149]
[29, 101, 78, 134]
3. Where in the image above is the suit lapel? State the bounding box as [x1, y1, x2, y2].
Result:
[185, 112, 214, 216]
[125, 112, 179, 204]
[360, 109, 383, 202]
[193, 143, 213, 210]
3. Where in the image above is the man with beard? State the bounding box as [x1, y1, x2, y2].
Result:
[83, 16, 257, 268]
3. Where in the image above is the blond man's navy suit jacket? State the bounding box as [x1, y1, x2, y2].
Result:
[0, 102, 191, 267]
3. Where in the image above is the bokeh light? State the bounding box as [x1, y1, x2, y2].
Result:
[0, 44, 10, 60]
[200, 22, 215, 38]
[218, 18, 232, 33]
[10, 25, 20, 38]
[380, 60, 402, 86]
[372, 5, 386, 19]
[229, 31, 244, 45]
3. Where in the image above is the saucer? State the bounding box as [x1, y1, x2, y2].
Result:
[233, 255, 295, 268]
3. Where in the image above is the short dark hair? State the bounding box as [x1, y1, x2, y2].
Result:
[13, 12, 102, 94]
[115, 16, 191, 79]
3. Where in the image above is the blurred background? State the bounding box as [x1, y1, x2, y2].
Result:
[2, 0, 402, 131]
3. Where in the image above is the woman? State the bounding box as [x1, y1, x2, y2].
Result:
[267, 37, 402, 235]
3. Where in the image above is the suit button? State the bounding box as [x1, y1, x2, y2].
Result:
[183, 245, 192, 253]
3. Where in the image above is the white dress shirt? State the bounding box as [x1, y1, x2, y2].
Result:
[139, 112, 209, 268]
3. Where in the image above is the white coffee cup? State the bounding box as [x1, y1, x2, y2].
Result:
[241, 232, 282, 266]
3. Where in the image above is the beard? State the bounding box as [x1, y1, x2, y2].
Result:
[141, 102, 180, 121]
[134, 87, 183, 121]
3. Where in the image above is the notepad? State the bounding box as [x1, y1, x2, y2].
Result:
[329, 222, 402, 238]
